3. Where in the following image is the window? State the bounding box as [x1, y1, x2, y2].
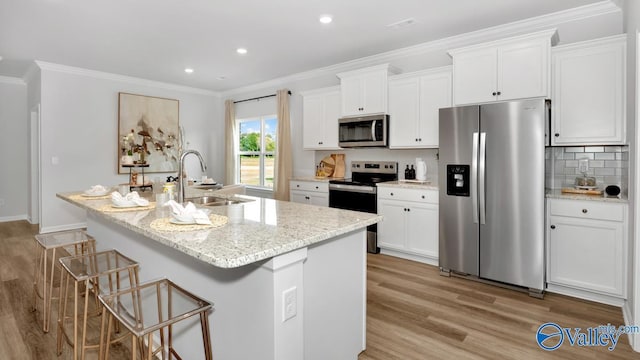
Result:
[238, 115, 277, 188]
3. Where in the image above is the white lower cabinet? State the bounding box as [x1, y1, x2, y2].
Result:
[546, 199, 627, 305]
[290, 180, 329, 207]
[377, 186, 438, 265]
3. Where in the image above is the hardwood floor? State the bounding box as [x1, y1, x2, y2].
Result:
[0, 221, 131, 359]
[1, 220, 639, 359]
[360, 253, 640, 359]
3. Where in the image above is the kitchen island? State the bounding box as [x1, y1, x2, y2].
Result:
[57, 190, 381, 360]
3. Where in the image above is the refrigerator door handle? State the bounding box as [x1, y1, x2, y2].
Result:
[471, 132, 479, 224]
[479, 132, 487, 225]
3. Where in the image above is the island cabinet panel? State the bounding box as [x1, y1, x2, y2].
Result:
[301, 86, 341, 150]
[546, 199, 627, 305]
[551, 34, 626, 145]
[337, 64, 390, 117]
[388, 67, 452, 149]
[290, 180, 329, 207]
[449, 29, 556, 106]
[377, 186, 439, 265]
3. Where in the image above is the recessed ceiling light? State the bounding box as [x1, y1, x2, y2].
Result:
[237, 48, 248, 55]
[319, 15, 333, 24]
[184, 68, 194, 74]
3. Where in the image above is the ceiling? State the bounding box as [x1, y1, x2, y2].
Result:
[0, 0, 608, 92]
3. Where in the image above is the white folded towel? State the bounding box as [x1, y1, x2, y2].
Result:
[85, 185, 109, 196]
[164, 200, 211, 225]
[111, 191, 150, 207]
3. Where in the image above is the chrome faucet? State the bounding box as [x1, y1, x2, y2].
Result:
[178, 149, 207, 203]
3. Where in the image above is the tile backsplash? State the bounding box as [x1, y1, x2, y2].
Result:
[545, 146, 628, 192]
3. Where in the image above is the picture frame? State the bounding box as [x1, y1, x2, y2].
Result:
[118, 92, 180, 173]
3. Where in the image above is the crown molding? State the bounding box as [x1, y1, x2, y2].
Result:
[222, 0, 621, 98]
[0, 75, 26, 85]
[35, 61, 220, 97]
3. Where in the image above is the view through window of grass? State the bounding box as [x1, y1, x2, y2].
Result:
[238, 116, 276, 188]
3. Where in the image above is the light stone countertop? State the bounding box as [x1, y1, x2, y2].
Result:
[57, 189, 381, 269]
[545, 189, 628, 203]
[290, 176, 343, 182]
[377, 180, 439, 191]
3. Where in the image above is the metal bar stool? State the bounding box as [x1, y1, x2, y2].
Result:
[33, 229, 96, 332]
[99, 278, 213, 360]
[57, 249, 140, 360]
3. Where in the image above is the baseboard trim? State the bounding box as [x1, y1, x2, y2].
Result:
[622, 302, 639, 351]
[546, 283, 625, 307]
[39, 222, 87, 234]
[379, 248, 438, 267]
[0, 214, 29, 223]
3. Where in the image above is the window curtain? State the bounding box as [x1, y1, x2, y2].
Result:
[224, 99, 237, 186]
[274, 89, 292, 201]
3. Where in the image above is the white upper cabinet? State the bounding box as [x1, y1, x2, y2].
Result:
[551, 35, 626, 145]
[301, 86, 341, 150]
[337, 64, 390, 117]
[388, 67, 452, 149]
[449, 29, 557, 106]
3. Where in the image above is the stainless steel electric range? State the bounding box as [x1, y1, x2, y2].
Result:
[328, 161, 398, 253]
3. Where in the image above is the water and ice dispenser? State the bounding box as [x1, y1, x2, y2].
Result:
[446, 165, 470, 197]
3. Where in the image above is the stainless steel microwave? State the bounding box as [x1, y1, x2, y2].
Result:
[338, 114, 389, 148]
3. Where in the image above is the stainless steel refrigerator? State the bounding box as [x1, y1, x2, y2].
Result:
[438, 98, 548, 295]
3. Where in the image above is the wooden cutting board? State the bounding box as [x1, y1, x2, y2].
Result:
[319, 155, 335, 177]
[561, 187, 603, 195]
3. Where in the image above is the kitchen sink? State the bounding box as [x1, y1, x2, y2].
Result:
[185, 196, 251, 206]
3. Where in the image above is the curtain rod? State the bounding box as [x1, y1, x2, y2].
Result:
[233, 90, 291, 104]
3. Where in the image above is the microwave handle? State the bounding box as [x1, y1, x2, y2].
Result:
[371, 120, 377, 140]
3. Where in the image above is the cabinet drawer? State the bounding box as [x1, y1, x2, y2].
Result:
[290, 181, 328, 193]
[549, 199, 624, 222]
[377, 187, 438, 204]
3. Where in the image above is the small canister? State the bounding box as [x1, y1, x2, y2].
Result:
[162, 183, 176, 201]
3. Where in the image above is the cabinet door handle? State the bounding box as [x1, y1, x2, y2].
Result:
[415, 138, 418, 142]
[550, 225, 556, 229]
[492, 92, 497, 96]
[497, 91, 501, 96]
[390, 193, 394, 196]
[421, 195, 425, 199]
[582, 209, 588, 214]
[407, 208, 411, 212]
[296, 184, 300, 188]
[315, 186, 319, 189]
[554, 133, 560, 137]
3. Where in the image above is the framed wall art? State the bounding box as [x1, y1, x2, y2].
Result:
[118, 92, 180, 173]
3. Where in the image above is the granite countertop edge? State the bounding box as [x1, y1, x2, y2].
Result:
[377, 181, 439, 190]
[57, 191, 380, 269]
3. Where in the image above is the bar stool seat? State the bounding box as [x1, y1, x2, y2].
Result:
[33, 229, 96, 332]
[57, 249, 140, 360]
[99, 278, 213, 360]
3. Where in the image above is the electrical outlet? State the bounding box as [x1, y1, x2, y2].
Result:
[282, 287, 297, 322]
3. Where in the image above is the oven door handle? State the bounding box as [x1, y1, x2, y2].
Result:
[329, 184, 377, 194]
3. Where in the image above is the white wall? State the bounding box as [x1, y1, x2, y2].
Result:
[38, 65, 221, 232]
[0, 78, 28, 221]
